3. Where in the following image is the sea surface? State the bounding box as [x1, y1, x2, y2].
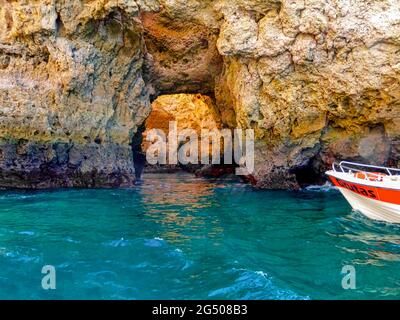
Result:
[0, 173, 400, 300]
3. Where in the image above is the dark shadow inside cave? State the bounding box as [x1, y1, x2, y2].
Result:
[291, 159, 326, 188]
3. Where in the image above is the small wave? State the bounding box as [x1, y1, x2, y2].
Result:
[0, 193, 40, 201]
[305, 182, 336, 192]
[57, 262, 73, 269]
[18, 231, 35, 236]
[144, 237, 165, 248]
[63, 237, 80, 244]
[181, 260, 193, 270]
[208, 268, 309, 300]
[103, 238, 131, 248]
[87, 270, 118, 279]
[3, 250, 40, 264]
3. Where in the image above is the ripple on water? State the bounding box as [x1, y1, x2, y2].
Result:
[63, 237, 80, 244]
[2, 249, 41, 264]
[144, 238, 165, 248]
[208, 268, 309, 300]
[305, 182, 336, 192]
[18, 231, 35, 236]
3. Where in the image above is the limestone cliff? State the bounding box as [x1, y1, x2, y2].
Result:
[0, 0, 399, 188]
[0, 0, 154, 187]
[212, 0, 400, 188]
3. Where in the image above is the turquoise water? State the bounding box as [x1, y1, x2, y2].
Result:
[1, 173, 400, 300]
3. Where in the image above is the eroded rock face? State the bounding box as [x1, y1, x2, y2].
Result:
[141, 11, 222, 97]
[0, 0, 154, 187]
[213, 0, 400, 188]
[1, 0, 399, 189]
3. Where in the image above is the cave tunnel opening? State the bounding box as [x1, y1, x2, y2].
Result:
[132, 92, 239, 180]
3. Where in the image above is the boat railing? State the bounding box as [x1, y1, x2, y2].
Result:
[332, 161, 400, 181]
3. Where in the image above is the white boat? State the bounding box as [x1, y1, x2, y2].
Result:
[326, 161, 400, 223]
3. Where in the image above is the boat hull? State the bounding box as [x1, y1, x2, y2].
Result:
[337, 187, 400, 223]
[327, 171, 400, 223]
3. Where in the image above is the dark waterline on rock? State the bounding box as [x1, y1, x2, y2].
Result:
[0, 173, 399, 299]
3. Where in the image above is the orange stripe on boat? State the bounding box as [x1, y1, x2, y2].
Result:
[328, 176, 400, 205]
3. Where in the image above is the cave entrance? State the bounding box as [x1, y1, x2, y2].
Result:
[291, 158, 326, 188]
[136, 93, 237, 178]
[144, 93, 222, 144]
[142, 93, 221, 172]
